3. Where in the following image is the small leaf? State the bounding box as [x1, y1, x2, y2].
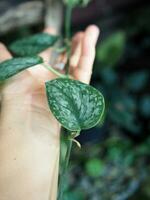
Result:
[9, 33, 59, 56]
[126, 70, 149, 92]
[140, 95, 150, 117]
[0, 56, 43, 81]
[100, 68, 118, 85]
[97, 31, 126, 67]
[85, 158, 104, 177]
[46, 78, 105, 131]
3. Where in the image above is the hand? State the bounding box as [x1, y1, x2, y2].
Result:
[0, 25, 99, 200]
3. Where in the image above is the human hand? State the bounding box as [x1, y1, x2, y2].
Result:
[0, 25, 99, 200]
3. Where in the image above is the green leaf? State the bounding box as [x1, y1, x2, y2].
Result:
[100, 68, 118, 85]
[126, 70, 149, 92]
[46, 78, 105, 131]
[85, 158, 104, 177]
[140, 95, 150, 117]
[109, 107, 140, 133]
[0, 56, 43, 81]
[9, 33, 59, 56]
[97, 31, 126, 67]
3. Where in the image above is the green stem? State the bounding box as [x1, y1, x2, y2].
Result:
[57, 137, 73, 200]
[65, 5, 72, 75]
[57, 5, 75, 200]
[65, 5, 72, 40]
[42, 63, 67, 78]
[65, 48, 71, 76]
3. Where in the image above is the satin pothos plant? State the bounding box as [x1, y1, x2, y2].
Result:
[0, 0, 105, 199]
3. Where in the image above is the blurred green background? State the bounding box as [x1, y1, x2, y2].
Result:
[70, 1, 150, 199]
[0, 0, 150, 199]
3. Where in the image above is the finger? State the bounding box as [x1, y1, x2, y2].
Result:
[0, 43, 12, 62]
[74, 25, 100, 84]
[54, 52, 67, 71]
[70, 32, 84, 68]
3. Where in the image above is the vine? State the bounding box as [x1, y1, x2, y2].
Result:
[0, 0, 105, 199]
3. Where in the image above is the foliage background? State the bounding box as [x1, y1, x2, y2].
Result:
[0, 0, 150, 199]
[69, 1, 150, 199]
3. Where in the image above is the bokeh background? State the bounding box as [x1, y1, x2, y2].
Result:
[0, 0, 150, 199]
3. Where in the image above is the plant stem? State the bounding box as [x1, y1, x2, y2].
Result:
[57, 5, 74, 200]
[65, 5, 72, 75]
[42, 63, 67, 78]
[57, 137, 73, 200]
[65, 5, 72, 40]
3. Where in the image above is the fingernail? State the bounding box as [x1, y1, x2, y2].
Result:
[87, 25, 100, 46]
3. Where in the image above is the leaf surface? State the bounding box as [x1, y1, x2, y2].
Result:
[0, 56, 43, 81]
[46, 78, 105, 131]
[9, 33, 58, 56]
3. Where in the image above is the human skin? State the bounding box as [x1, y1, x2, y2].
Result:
[0, 25, 99, 200]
